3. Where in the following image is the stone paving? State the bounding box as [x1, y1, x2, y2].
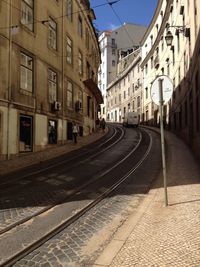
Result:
[94, 129, 200, 267]
[13, 192, 146, 266]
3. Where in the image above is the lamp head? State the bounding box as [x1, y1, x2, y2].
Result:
[165, 30, 173, 46]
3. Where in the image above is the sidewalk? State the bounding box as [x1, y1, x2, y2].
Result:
[0, 130, 106, 176]
[94, 129, 200, 267]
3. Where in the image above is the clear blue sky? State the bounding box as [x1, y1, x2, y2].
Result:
[90, 0, 158, 32]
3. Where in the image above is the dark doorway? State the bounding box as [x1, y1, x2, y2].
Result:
[67, 122, 73, 140]
[79, 126, 83, 137]
[48, 120, 57, 144]
[19, 115, 33, 152]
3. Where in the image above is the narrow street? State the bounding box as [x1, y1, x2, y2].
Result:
[0, 126, 162, 266]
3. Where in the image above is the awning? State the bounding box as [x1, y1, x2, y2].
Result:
[83, 79, 103, 104]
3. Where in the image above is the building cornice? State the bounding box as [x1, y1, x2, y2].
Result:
[141, 0, 173, 68]
[140, 0, 163, 45]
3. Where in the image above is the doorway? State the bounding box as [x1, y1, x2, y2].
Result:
[19, 115, 33, 152]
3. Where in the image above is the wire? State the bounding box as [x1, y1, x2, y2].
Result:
[0, 0, 119, 30]
[105, 0, 138, 47]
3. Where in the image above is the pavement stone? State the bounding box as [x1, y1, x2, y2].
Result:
[93, 128, 200, 267]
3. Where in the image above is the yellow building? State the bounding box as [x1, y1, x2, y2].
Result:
[0, 0, 102, 159]
[106, 49, 142, 123]
[141, 0, 200, 159]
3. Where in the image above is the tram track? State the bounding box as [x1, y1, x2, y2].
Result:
[0, 126, 126, 235]
[0, 125, 120, 187]
[0, 127, 153, 267]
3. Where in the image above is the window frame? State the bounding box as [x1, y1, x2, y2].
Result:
[20, 51, 33, 94]
[66, 35, 73, 65]
[78, 51, 83, 76]
[48, 68, 57, 103]
[66, 0, 73, 22]
[21, 0, 34, 32]
[66, 79, 73, 108]
[48, 16, 57, 50]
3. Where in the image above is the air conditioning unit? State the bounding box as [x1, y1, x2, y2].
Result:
[75, 100, 82, 111]
[54, 101, 61, 111]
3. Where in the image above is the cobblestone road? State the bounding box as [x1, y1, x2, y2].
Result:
[14, 191, 146, 266]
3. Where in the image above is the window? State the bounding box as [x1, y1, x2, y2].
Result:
[151, 56, 153, 68]
[161, 36, 164, 50]
[111, 38, 115, 47]
[66, 36, 72, 64]
[48, 17, 57, 50]
[85, 28, 89, 49]
[177, 32, 180, 53]
[145, 87, 148, 99]
[128, 87, 130, 96]
[20, 52, 33, 93]
[77, 89, 83, 110]
[78, 51, 83, 75]
[150, 35, 153, 47]
[171, 46, 175, 65]
[66, 0, 72, 21]
[132, 83, 134, 93]
[66, 79, 73, 108]
[112, 60, 115, 66]
[137, 96, 140, 108]
[124, 107, 126, 116]
[48, 69, 57, 103]
[124, 91, 126, 99]
[21, 0, 34, 31]
[132, 100, 135, 111]
[112, 49, 115, 55]
[166, 58, 170, 76]
[137, 63, 140, 73]
[78, 16, 83, 37]
[145, 63, 148, 74]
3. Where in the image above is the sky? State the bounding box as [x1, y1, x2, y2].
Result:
[90, 0, 158, 32]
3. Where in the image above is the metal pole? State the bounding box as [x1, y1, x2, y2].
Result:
[158, 78, 168, 207]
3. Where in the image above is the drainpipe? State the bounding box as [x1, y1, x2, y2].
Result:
[7, 0, 12, 160]
[61, 0, 65, 145]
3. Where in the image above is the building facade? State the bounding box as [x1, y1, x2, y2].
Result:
[98, 23, 146, 119]
[141, 0, 200, 159]
[106, 49, 142, 123]
[0, 0, 102, 159]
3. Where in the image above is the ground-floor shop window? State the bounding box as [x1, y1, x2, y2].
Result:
[48, 119, 57, 144]
[19, 115, 33, 152]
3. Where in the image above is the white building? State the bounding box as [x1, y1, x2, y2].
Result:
[140, 0, 200, 159]
[98, 23, 146, 119]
